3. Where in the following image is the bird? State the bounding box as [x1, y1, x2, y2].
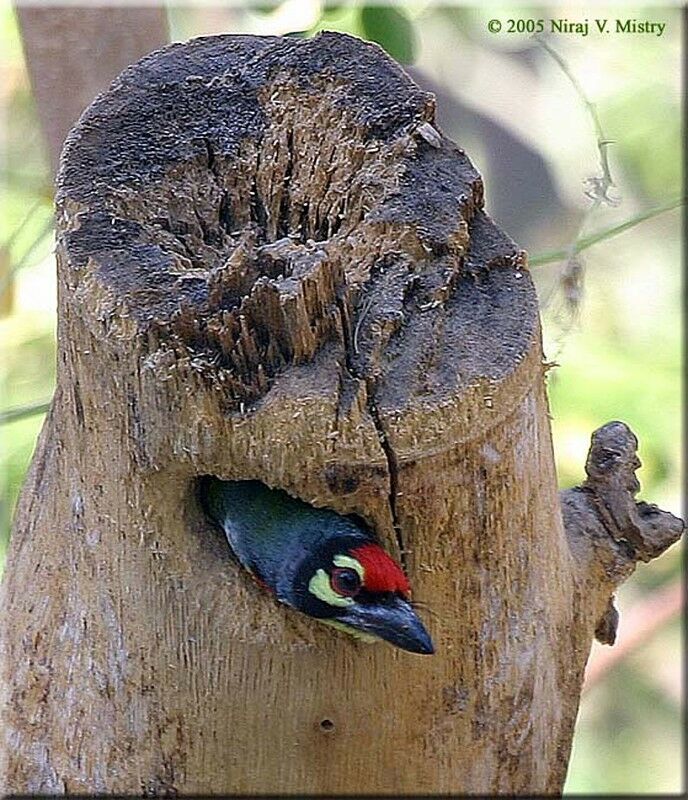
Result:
[200, 477, 434, 655]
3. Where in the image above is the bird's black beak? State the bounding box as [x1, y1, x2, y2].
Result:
[340, 595, 435, 655]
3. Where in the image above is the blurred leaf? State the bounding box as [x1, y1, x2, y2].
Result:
[605, 84, 681, 202]
[321, 3, 348, 20]
[359, 5, 417, 64]
[0, 249, 14, 316]
[251, 1, 285, 15]
[306, 2, 361, 38]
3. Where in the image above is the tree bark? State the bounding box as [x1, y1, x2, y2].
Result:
[0, 33, 682, 795]
[16, 3, 169, 176]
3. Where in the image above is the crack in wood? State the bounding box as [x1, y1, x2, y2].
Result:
[367, 394, 407, 569]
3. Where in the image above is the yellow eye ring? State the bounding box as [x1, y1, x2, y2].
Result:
[308, 569, 354, 607]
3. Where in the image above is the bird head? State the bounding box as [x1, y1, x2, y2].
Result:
[288, 534, 434, 655]
[201, 477, 434, 655]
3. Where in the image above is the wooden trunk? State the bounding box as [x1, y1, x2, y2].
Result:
[1, 33, 682, 795]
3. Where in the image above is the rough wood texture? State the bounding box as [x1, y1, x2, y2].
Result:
[1, 33, 683, 794]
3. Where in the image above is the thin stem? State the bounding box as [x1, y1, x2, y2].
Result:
[534, 35, 621, 352]
[535, 35, 614, 192]
[0, 399, 52, 425]
[2, 198, 46, 254]
[529, 198, 683, 267]
[0, 216, 54, 296]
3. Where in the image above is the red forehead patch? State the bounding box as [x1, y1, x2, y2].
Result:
[351, 544, 410, 595]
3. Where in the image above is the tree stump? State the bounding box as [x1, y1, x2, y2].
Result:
[1, 33, 682, 794]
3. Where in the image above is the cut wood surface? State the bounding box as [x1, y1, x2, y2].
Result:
[0, 33, 682, 794]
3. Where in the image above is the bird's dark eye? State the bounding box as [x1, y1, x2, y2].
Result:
[330, 567, 361, 597]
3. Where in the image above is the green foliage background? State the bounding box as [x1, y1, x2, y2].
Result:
[0, 3, 682, 794]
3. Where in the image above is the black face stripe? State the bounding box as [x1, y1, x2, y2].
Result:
[354, 589, 402, 606]
[292, 533, 372, 619]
